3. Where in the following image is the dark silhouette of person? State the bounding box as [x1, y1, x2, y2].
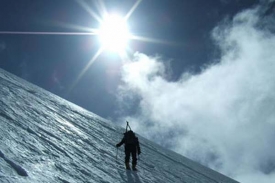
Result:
[116, 130, 141, 171]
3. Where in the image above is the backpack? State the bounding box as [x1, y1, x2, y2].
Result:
[124, 130, 136, 145]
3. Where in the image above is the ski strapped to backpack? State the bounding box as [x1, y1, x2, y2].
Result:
[125, 121, 131, 132]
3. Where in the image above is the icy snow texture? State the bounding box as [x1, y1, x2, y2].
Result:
[0, 68, 238, 183]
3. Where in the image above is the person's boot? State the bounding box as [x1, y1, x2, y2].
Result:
[132, 164, 137, 171]
[125, 162, 130, 170]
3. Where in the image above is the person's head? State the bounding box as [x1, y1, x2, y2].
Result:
[124, 130, 135, 136]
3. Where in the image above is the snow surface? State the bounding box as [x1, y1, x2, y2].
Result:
[0, 68, 239, 183]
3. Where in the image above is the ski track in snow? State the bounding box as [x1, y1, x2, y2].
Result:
[0, 68, 239, 183]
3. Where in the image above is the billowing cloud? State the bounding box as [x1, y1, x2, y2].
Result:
[116, 4, 275, 183]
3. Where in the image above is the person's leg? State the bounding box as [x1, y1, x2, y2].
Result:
[125, 151, 131, 170]
[131, 150, 137, 170]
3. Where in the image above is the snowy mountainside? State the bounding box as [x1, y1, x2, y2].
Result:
[0, 68, 238, 183]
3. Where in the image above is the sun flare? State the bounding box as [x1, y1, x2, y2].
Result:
[98, 14, 130, 53]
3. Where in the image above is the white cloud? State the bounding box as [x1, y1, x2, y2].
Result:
[237, 172, 275, 183]
[117, 5, 275, 183]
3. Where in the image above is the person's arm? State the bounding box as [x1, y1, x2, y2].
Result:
[116, 138, 125, 147]
[136, 137, 141, 154]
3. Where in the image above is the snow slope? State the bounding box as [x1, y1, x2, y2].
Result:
[0, 68, 238, 183]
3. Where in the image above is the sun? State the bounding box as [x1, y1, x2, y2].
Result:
[98, 14, 130, 53]
[0, 0, 168, 92]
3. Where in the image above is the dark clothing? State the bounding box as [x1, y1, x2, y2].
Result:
[116, 132, 141, 165]
[125, 144, 138, 165]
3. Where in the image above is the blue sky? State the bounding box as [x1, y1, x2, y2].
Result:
[0, 0, 258, 117]
[1, 0, 275, 182]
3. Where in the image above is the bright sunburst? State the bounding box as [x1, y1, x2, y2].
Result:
[98, 14, 130, 53]
[0, 0, 173, 92]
